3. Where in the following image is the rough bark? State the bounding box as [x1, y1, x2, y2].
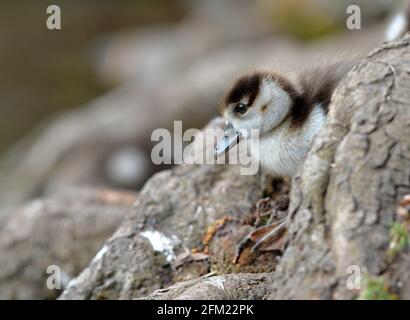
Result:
[136, 33, 410, 300]
[59, 163, 268, 300]
[271, 34, 410, 299]
[143, 273, 274, 300]
[0, 188, 133, 299]
[56, 34, 410, 300]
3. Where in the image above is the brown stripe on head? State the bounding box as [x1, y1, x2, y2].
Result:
[220, 71, 307, 130]
[220, 72, 262, 114]
[268, 72, 300, 101]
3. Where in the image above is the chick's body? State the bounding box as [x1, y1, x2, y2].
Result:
[220, 62, 353, 177]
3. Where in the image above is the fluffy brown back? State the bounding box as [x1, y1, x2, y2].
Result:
[297, 61, 356, 114]
[287, 61, 355, 129]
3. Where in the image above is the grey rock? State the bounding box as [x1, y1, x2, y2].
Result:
[0, 187, 133, 299]
[59, 163, 266, 299]
[271, 33, 410, 300]
[143, 272, 274, 300]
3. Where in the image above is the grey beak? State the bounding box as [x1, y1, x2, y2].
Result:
[214, 122, 241, 159]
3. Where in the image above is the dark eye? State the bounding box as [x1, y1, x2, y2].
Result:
[234, 103, 248, 115]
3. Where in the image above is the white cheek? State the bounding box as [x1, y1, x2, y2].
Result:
[230, 111, 262, 137]
[263, 102, 289, 132]
[257, 81, 291, 133]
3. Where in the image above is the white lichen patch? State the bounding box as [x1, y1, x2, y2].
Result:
[23, 200, 43, 219]
[91, 245, 108, 264]
[140, 229, 181, 262]
[206, 276, 225, 290]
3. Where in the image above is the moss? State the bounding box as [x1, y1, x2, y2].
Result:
[256, 215, 270, 227]
[357, 276, 397, 300]
[387, 222, 409, 261]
